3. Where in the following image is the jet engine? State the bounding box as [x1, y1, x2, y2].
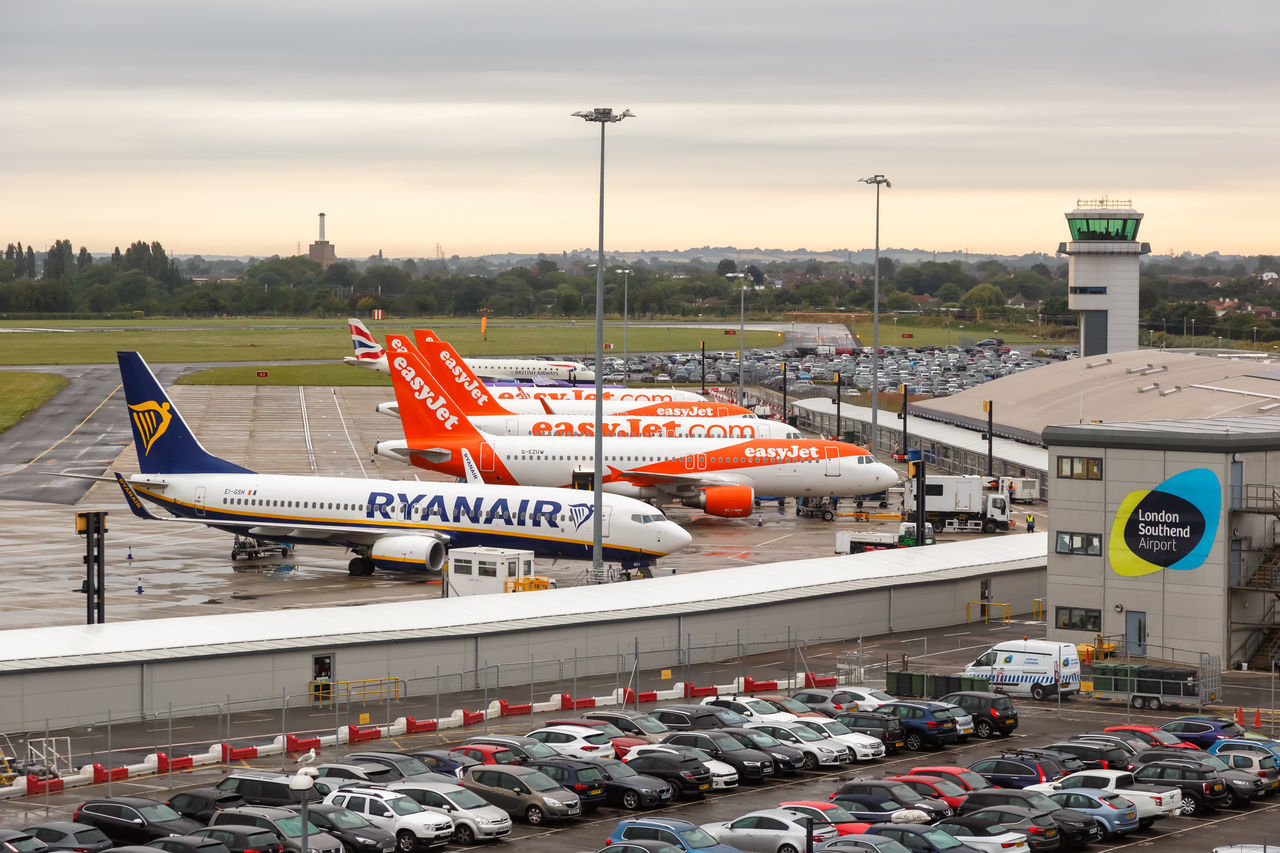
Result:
[684, 485, 755, 518]
[370, 534, 446, 573]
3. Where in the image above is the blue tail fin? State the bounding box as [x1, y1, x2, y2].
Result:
[117, 351, 253, 475]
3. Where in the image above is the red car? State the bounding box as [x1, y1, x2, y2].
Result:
[905, 765, 995, 793]
[449, 744, 521, 765]
[778, 801, 872, 836]
[884, 774, 968, 810]
[543, 718, 646, 759]
[1104, 724, 1199, 749]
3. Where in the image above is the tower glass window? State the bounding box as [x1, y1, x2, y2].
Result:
[1067, 217, 1141, 241]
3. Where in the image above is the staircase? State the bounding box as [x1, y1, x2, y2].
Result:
[1249, 626, 1280, 672]
[1248, 555, 1280, 590]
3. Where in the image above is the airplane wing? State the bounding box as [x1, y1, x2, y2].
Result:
[604, 466, 753, 493]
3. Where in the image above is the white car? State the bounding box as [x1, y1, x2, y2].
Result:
[792, 717, 886, 761]
[524, 724, 615, 760]
[386, 781, 512, 845]
[702, 808, 838, 851]
[1026, 769, 1180, 827]
[742, 721, 850, 768]
[699, 695, 797, 724]
[936, 702, 975, 740]
[324, 787, 453, 851]
[623, 743, 739, 789]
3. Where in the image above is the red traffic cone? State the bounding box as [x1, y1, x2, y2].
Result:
[1256, 708, 1263, 728]
[1235, 706, 1244, 725]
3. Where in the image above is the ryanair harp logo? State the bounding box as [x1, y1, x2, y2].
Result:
[129, 400, 172, 456]
[568, 502, 595, 532]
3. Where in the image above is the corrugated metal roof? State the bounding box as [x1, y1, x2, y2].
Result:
[0, 535, 1048, 671]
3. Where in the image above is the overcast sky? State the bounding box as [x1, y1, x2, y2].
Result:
[5, 1, 1277, 260]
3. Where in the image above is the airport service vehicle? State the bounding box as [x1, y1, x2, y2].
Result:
[1088, 663, 1220, 711]
[990, 477, 1039, 503]
[384, 336, 798, 440]
[379, 335, 897, 518]
[1026, 769, 1179, 828]
[962, 641, 1081, 700]
[346, 318, 595, 382]
[903, 475, 1010, 534]
[386, 781, 512, 844]
[836, 523, 934, 554]
[109, 352, 689, 576]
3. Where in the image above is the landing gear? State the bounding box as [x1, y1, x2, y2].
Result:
[348, 556, 375, 577]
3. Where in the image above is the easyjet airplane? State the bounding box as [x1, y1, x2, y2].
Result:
[111, 351, 691, 575]
[378, 334, 898, 518]
[377, 335, 800, 440]
[344, 317, 597, 382]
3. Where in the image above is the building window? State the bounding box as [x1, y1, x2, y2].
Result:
[1055, 531, 1102, 556]
[1057, 455, 1102, 480]
[1069, 286, 1107, 295]
[1056, 606, 1102, 632]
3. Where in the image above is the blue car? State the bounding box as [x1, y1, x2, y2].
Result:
[865, 824, 982, 853]
[1159, 717, 1247, 749]
[605, 817, 743, 853]
[877, 701, 960, 751]
[1046, 789, 1139, 840]
[1208, 738, 1280, 762]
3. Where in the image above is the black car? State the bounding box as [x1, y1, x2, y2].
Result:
[215, 772, 306, 808]
[827, 793, 912, 823]
[522, 757, 610, 810]
[592, 758, 675, 810]
[404, 749, 478, 782]
[1131, 747, 1265, 805]
[294, 805, 395, 853]
[189, 827, 283, 853]
[649, 704, 748, 731]
[622, 752, 712, 798]
[959, 789, 1099, 849]
[718, 727, 806, 775]
[145, 837, 231, 853]
[963, 806, 1061, 852]
[831, 779, 952, 822]
[660, 730, 775, 782]
[166, 789, 248, 823]
[834, 711, 906, 752]
[937, 691, 1019, 739]
[1133, 759, 1234, 815]
[21, 823, 111, 853]
[0, 831, 46, 853]
[72, 798, 202, 846]
[1043, 740, 1133, 771]
[968, 751, 1074, 789]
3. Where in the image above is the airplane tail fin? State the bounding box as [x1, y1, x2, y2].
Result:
[348, 318, 386, 364]
[116, 351, 253, 475]
[412, 332, 517, 417]
[385, 334, 486, 446]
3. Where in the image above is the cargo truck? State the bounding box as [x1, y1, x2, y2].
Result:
[836, 522, 935, 554]
[904, 474, 1010, 534]
[987, 476, 1040, 503]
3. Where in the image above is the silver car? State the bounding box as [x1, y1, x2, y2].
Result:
[461, 765, 581, 826]
[387, 781, 512, 845]
[702, 808, 839, 852]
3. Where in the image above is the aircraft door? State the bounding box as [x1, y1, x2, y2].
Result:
[195, 486, 206, 517]
[695, 453, 707, 471]
[480, 443, 496, 472]
[825, 446, 840, 477]
[506, 418, 519, 435]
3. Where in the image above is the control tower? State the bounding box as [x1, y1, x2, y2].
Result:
[1058, 198, 1150, 356]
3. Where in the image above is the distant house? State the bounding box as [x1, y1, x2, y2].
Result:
[913, 293, 942, 310]
[1006, 292, 1040, 309]
[1260, 271, 1278, 285]
[1252, 304, 1278, 320]
[1207, 298, 1239, 317]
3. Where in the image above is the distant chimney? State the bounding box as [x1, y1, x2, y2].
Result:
[318, 212, 326, 241]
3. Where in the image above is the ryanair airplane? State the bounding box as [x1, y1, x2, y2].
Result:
[113, 352, 691, 575]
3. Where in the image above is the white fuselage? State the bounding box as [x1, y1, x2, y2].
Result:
[346, 353, 595, 382]
[375, 406, 797, 439]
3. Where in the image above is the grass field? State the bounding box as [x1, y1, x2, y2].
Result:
[0, 372, 70, 434]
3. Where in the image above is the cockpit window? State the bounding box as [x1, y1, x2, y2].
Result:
[631, 513, 667, 524]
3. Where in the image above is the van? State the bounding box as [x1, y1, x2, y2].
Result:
[963, 640, 1080, 700]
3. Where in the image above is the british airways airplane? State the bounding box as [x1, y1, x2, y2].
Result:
[377, 335, 899, 519]
[112, 351, 691, 575]
[344, 318, 597, 382]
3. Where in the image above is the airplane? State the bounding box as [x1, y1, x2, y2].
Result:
[376, 334, 801, 439]
[344, 317, 596, 382]
[377, 334, 899, 518]
[111, 351, 692, 575]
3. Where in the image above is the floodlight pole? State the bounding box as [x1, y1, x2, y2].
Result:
[859, 174, 890, 453]
[574, 107, 633, 577]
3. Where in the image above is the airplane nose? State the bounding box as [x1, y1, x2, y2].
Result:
[665, 523, 693, 554]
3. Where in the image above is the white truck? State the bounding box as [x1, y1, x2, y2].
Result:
[903, 474, 1011, 533]
[1028, 769, 1180, 829]
[836, 522, 935, 554]
[990, 476, 1040, 503]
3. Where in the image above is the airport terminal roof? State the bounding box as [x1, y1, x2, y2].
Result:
[909, 348, 1280, 444]
[1044, 413, 1280, 452]
[0, 534, 1047, 672]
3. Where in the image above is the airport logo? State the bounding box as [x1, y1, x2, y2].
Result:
[128, 400, 172, 455]
[1109, 468, 1220, 577]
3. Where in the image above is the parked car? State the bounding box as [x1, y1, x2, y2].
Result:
[1209, 738, 1280, 762]
[385, 781, 512, 845]
[937, 692, 1019, 739]
[753, 694, 829, 719]
[1133, 758, 1233, 814]
[825, 794, 911, 824]
[742, 720, 851, 768]
[884, 774, 969, 810]
[20, 823, 111, 853]
[209, 806, 343, 853]
[905, 765, 995, 793]
[791, 718, 887, 762]
[524, 725, 617, 760]
[957, 789, 1101, 848]
[863, 824, 983, 853]
[932, 817, 1030, 853]
[1132, 751, 1265, 807]
[1159, 716, 1247, 749]
[188, 828, 282, 853]
[461, 734, 562, 763]
[701, 808, 839, 851]
[624, 744, 733, 791]
[0, 832, 47, 853]
[313, 763, 402, 786]
[582, 709, 673, 743]
[1025, 768, 1179, 828]
[604, 817, 741, 853]
[876, 702, 959, 751]
[214, 772, 306, 808]
[165, 789, 247, 823]
[778, 801, 873, 836]
[718, 727, 806, 775]
[620, 750, 715, 798]
[793, 687, 894, 715]
[72, 798, 202, 847]
[650, 704, 749, 731]
[461, 764, 581, 825]
[293, 804, 395, 853]
[343, 752, 446, 783]
[961, 806, 1059, 853]
[1102, 724, 1198, 750]
[661, 730, 776, 782]
[590, 757, 675, 809]
[935, 702, 975, 742]
[1047, 788, 1139, 839]
[542, 718, 647, 756]
[448, 744, 521, 766]
[144, 836, 230, 853]
[834, 711, 906, 752]
[1041, 740, 1133, 771]
[402, 750, 478, 782]
[321, 786, 453, 851]
[700, 695, 797, 723]
[1071, 730, 1150, 755]
[521, 757, 609, 810]
[815, 836, 912, 853]
[1213, 750, 1280, 796]
[830, 779, 952, 822]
